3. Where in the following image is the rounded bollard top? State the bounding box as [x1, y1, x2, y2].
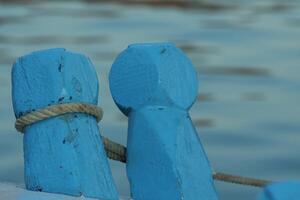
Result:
[109, 42, 198, 115]
[12, 48, 99, 118]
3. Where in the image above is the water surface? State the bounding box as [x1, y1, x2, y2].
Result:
[0, 1, 300, 199]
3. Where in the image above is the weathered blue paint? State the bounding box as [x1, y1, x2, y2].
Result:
[258, 182, 300, 200]
[109, 43, 218, 200]
[12, 48, 118, 199]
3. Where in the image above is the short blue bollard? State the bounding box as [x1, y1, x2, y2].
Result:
[109, 43, 218, 200]
[258, 182, 300, 200]
[12, 48, 118, 199]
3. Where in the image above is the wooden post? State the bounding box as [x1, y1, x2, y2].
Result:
[12, 48, 118, 199]
[258, 182, 300, 200]
[109, 43, 218, 199]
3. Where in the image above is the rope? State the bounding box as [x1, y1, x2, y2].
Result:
[15, 103, 272, 188]
[102, 136, 127, 162]
[15, 103, 103, 133]
[213, 172, 270, 187]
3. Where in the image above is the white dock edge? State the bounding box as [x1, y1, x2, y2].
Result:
[0, 183, 130, 200]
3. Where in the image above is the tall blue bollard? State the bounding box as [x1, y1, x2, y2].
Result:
[258, 182, 300, 200]
[12, 48, 118, 199]
[109, 43, 218, 200]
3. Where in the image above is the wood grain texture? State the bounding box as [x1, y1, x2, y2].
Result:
[109, 43, 218, 200]
[12, 48, 118, 199]
[258, 182, 300, 200]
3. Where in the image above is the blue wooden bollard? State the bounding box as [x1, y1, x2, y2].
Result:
[12, 48, 118, 199]
[258, 182, 300, 200]
[109, 43, 218, 200]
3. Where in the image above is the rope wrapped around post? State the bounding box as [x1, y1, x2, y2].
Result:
[12, 48, 119, 199]
[15, 102, 272, 188]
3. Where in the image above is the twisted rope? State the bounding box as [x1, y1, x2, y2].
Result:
[15, 103, 103, 133]
[15, 103, 272, 188]
[213, 172, 270, 187]
[102, 136, 127, 162]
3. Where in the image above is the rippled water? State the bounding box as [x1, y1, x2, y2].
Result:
[0, 1, 300, 199]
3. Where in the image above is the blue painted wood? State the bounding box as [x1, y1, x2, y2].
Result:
[12, 48, 118, 199]
[258, 182, 300, 200]
[109, 43, 218, 200]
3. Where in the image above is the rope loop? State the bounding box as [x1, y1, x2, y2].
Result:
[15, 103, 103, 133]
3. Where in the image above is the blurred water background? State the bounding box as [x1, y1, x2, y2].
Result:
[0, 0, 300, 199]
